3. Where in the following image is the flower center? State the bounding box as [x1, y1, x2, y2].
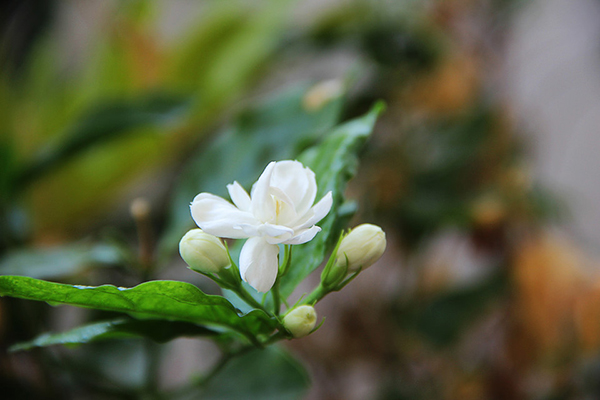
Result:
[275, 198, 283, 218]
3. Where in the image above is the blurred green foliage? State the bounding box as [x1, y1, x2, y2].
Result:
[0, 1, 594, 400]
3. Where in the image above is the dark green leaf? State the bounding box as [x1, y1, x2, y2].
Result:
[0, 243, 120, 279]
[160, 84, 344, 258]
[197, 346, 309, 400]
[0, 276, 277, 340]
[15, 94, 190, 189]
[10, 317, 218, 351]
[280, 102, 385, 296]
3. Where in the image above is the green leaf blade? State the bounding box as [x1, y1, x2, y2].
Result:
[10, 318, 219, 352]
[16, 94, 190, 189]
[0, 276, 277, 338]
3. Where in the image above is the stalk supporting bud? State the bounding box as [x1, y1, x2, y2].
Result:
[283, 305, 317, 338]
[334, 224, 386, 273]
[179, 229, 230, 274]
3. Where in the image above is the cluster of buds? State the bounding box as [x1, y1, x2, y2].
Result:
[178, 161, 386, 340]
[179, 223, 386, 339]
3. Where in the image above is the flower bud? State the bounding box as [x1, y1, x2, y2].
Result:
[179, 229, 230, 274]
[283, 305, 317, 338]
[334, 224, 386, 273]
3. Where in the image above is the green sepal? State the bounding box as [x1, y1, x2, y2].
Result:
[320, 232, 347, 290]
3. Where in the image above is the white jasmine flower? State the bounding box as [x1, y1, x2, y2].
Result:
[190, 160, 332, 292]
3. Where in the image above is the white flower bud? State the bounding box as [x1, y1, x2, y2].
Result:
[283, 305, 317, 338]
[334, 224, 386, 273]
[179, 229, 230, 274]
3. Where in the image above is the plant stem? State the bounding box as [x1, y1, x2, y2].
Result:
[234, 284, 265, 311]
[272, 280, 281, 316]
[143, 339, 161, 398]
[301, 284, 328, 305]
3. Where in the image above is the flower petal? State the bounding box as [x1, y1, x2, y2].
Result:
[250, 162, 276, 222]
[191, 193, 258, 239]
[227, 181, 251, 211]
[283, 226, 321, 245]
[258, 223, 295, 238]
[239, 237, 280, 292]
[292, 191, 333, 230]
[271, 160, 317, 216]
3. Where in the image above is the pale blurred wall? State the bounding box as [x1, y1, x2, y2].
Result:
[506, 0, 600, 251]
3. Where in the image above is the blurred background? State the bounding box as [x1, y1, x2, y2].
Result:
[2, 0, 600, 399]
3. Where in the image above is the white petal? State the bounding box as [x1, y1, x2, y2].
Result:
[293, 191, 333, 230]
[237, 223, 260, 237]
[250, 162, 276, 222]
[191, 193, 258, 239]
[271, 161, 316, 216]
[238, 223, 294, 244]
[283, 226, 321, 245]
[258, 223, 294, 238]
[227, 181, 251, 211]
[260, 224, 295, 244]
[239, 237, 279, 292]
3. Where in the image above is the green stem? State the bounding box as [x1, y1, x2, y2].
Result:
[143, 339, 161, 397]
[301, 284, 329, 305]
[199, 348, 247, 387]
[199, 330, 286, 387]
[234, 284, 266, 311]
[272, 280, 281, 316]
[169, 328, 290, 399]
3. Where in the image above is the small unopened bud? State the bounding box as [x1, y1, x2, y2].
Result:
[179, 229, 230, 274]
[283, 305, 317, 338]
[335, 224, 386, 273]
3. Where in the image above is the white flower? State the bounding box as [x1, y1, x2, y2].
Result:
[190, 160, 332, 292]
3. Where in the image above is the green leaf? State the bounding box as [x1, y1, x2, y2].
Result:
[280, 102, 385, 296]
[197, 346, 309, 400]
[15, 94, 190, 190]
[160, 84, 344, 259]
[168, 1, 293, 125]
[0, 243, 120, 279]
[169, 5, 250, 90]
[194, 1, 289, 107]
[10, 317, 218, 351]
[0, 276, 277, 340]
